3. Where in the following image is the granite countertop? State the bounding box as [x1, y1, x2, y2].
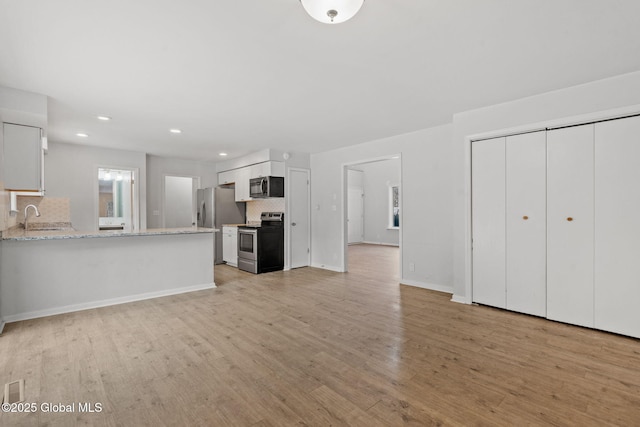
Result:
[222, 224, 246, 227]
[2, 226, 217, 241]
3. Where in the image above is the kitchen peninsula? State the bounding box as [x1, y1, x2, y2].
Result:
[0, 227, 216, 322]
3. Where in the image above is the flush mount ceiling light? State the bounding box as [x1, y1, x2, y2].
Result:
[219, 152, 228, 157]
[169, 129, 182, 134]
[96, 115, 111, 121]
[300, 0, 364, 24]
[76, 132, 89, 138]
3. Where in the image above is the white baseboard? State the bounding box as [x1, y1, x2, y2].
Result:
[311, 263, 345, 273]
[361, 241, 400, 247]
[0, 320, 5, 335]
[2, 282, 217, 324]
[400, 278, 453, 295]
[451, 294, 471, 304]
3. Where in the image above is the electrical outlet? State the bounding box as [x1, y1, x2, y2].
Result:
[409, 262, 415, 272]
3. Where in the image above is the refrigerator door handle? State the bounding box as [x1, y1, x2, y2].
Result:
[201, 201, 206, 226]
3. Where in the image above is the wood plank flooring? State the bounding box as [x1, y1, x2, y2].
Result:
[2, 243, 640, 426]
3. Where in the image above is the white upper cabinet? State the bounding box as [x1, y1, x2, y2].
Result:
[594, 115, 640, 338]
[250, 161, 284, 178]
[546, 124, 595, 328]
[218, 169, 236, 185]
[234, 167, 252, 202]
[4, 123, 43, 191]
[472, 137, 506, 309]
[505, 131, 547, 317]
[218, 161, 285, 201]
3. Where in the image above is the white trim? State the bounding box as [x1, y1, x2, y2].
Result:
[311, 263, 345, 273]
[0, 320, 5, 335]
[361, 241, 399, 247]
[451, 294, 471, 304]
[466, 104, 640, 143]
[464, 103, 640, 304]
[2, 282, 216, 323]
[400, 278, 453, 295]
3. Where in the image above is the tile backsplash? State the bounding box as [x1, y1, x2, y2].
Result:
[16, 196, 71, 225]
[246, 198, 286, 222]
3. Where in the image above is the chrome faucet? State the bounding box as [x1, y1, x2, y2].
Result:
[24, 204, 41, 230]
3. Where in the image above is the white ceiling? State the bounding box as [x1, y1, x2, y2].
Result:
[2, 1, 640, 162]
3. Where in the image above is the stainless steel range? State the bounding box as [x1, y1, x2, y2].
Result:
[237, 212, 284, 274]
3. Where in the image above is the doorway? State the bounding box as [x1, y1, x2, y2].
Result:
[163, 175, 200, 228]
[343, 155, 402, 274]
[96, 166, 139, 231]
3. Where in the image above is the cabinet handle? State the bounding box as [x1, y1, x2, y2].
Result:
[522, 216, 529, 220]
[567, 217, 573, 222]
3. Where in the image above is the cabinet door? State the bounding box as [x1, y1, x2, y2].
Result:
[222, 231, 232, 263]
[219, 170, 236, 185]
[505, 131, 546, 317]
[268, 161, 285, 177]
[472, 137, 506, 309]
[4, 123, 42, 191]
[547, 125, 594, 327]
[235, 168, 252, 202]
[229, 228, 238, 266]
[594, 115, 640, 338]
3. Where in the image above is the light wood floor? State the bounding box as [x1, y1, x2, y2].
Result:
[2, 244, 640, 426]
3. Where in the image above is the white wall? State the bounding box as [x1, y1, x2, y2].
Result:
[358, 159, 401, 246]
[145, 154, 218, 228]
[45, 142, 147, 232]
[452, 70, 640, 302]
[311, 124, 454, 293]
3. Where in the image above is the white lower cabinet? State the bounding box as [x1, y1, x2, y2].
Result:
[472, 115, 640, 339]
[222, 226, 238, 267]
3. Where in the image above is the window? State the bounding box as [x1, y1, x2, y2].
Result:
[389, 184, 400, 229]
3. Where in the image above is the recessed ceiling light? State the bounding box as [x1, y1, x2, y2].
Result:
[169, 129, 182, 134]
[76, 133, 89, 138]
[219, 152, 228, 156]
[97, 115, 111, 121]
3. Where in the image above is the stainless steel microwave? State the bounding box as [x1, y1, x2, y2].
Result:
[249, 176, 284, 198]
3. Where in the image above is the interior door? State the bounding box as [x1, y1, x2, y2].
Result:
[505, 131, 547, 317]
[547, 124, 594, 328]
[164, 176, 197, 228]
[594, 115, 640, 338]
[289, 169, 310, 269]
[472, 137, 506, 309]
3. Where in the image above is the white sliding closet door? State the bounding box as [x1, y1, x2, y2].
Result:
[594, 115, 640, 338]
[547, 124, 594, 328]
[472, 137, 506, 308]
[506, 131, 547, 316]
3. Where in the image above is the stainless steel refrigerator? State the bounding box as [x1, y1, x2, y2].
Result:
[197, 187, 246, 264]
